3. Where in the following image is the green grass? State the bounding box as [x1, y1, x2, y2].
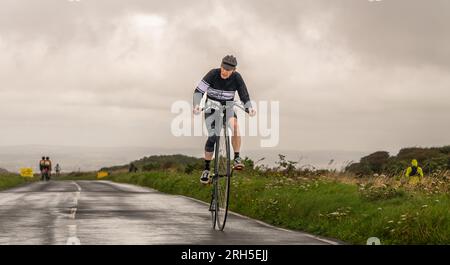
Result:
[58, 170, 450, 244]
[0, 174, 36, 191]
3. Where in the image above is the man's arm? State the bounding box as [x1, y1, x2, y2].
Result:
[235, 73, 252, 109]
[193, 69, 215, 107]
[235, 73, 256, 116]
[193, 87, 205, 114]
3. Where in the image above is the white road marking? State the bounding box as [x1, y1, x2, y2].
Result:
[68, 182, 81, 220]
[73, 181, 82, 192]
[69, 207, 77, 219]
[66, 225, 81, 245]
[65, 182, 82, 244]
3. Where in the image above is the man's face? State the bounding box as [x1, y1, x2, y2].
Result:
[220, 67, 234, 79]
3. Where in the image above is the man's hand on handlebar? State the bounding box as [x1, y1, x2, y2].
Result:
[193, 105, 202, 115]
[248, 108, 257, 117]
[194, 102, 256, 117]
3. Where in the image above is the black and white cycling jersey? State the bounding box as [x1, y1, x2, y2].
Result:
[193, 68, 252, 108]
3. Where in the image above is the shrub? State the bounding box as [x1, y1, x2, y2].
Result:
[184, 164, 196, 175]
[142, 163, 160, 171]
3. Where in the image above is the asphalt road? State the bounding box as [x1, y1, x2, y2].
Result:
[0, 181, 339, 245]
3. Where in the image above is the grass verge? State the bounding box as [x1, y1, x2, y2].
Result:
[0, 174, 36, 191]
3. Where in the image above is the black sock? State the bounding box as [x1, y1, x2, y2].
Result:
[234, 152, 240, 160]
[204, 160, 211, 171]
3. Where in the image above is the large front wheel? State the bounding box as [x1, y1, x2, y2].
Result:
[213, 129, 231, 231]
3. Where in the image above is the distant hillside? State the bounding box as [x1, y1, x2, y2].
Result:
[0, 145, 366, 172]
[0, 168, 8, 174]
[346, 146, 450, 176]
[100, 154, 203, 173]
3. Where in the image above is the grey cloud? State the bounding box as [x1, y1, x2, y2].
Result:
[235, 0, 450, 68]
[329, 0, 450, 69]
[0, 0, 449, 152]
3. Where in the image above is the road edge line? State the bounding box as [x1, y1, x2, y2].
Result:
[177, 195, 341, 245]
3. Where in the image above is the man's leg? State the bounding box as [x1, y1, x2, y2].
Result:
[200, 139, 215, 184]
[204, 151, 214, 169]
[229, 117, 241, 154]
[229, 117, 244, 169]
[204, 110, 216, 170]
[201, 110, 216, 184]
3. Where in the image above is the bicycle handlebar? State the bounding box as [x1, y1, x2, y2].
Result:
[199, 101, 250, 114]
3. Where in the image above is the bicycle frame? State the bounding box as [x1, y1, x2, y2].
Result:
[42, 168, 50, 181]
[202, 101, 247, 231]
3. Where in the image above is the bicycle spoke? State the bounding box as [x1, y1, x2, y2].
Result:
[214, 126, 230, 230]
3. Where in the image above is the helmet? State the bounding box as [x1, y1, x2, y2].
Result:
[221, 55, 237, 70]
[42, 156, 45, 160]
[46, 157, 50, 160]
[411, 159, 418, 167]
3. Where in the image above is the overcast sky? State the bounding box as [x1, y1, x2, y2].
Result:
[1, 0, 449, 154]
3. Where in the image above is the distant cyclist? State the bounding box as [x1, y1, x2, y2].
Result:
[44, 157, 52, 179]
[193, 55, 256, 184]
[39, 156, 46, 179]
[55, 164, 61, 177]
[39, 156, 46, 171]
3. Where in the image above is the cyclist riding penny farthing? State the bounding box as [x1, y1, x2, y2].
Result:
[193, 55, 256, 230]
